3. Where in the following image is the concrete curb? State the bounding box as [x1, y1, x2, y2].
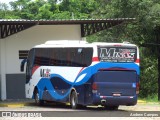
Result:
[137, 100, 160, 105]
[0, 103, 27, 107]
[0, 102, 35, 107]
[0, 100, 159, 107]
[137, 100, 147, 104]
[0, 99, 35, 107]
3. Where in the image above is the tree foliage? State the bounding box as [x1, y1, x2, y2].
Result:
[88, 0, 159, 98]
[0, 0, 98, 19]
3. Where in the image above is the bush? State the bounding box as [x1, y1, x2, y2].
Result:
[139, 48, 158, 98]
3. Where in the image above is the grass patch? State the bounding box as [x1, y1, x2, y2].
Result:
[139, 94, 159, 103]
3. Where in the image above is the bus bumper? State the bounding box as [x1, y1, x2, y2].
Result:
[92, 95, 137, 106]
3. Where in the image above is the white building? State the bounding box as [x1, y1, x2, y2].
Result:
[0, 19, 134, 100]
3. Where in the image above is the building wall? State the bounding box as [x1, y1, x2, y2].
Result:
[1, 25, 81, 99]
[0, 38, 7, 100]
[6, 25, 81, 74]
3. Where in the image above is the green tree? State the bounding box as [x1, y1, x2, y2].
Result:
[59, 0, 98, 19]
[0, 2, 18, 19]
[8, 0, 98, 20]
[0, 2, 8, 18]
[88, 0, 160, 98]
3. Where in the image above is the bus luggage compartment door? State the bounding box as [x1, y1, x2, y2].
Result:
[94, 70, 138, 105]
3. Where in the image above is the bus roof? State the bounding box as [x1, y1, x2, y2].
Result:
[34, 40, 137, 48]
[91, 42, 137, 46]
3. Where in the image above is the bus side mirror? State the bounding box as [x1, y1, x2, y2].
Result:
[20, 59, 27, 72]
[21, 64, 24, 72]
[26, 74, 31, 80]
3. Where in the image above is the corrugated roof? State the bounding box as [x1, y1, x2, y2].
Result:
[0, 18, 136, 38]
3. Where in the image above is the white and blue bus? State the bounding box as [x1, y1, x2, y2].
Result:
[21, 40, 140, 110]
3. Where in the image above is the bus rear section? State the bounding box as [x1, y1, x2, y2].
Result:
[92, 69, 139, 107]
[91, 44, 140, 109]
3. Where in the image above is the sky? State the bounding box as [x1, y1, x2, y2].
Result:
[0, 0, 17, 4]
[0, 0, 61, 4]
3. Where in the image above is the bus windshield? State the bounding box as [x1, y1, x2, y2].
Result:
[98, 46, 137, 63]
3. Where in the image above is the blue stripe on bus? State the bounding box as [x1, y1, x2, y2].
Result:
[37, 78, 72, 100]
[36, 62, 139, 100]
[50, 74, 73, 85]
[75, 62, 139, 85]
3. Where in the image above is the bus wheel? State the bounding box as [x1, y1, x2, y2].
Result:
[104, 105, 119, 110]
[70, 91, 78, 109]
[34, 89, 44, 106]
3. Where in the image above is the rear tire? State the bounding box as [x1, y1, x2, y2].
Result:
[78, 104, 86, 109]
[104, 105, 119, 110]
[70, 91, 78, 109]
[34, 89, 44, 106]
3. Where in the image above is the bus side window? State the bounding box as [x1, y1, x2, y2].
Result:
[49, 48, 60, 66]
[34, 48, 50, 66]
[26, 48, 34, 83]
[66, 48, 71, 66]
[71, 49, 77, 66]
[84, 48, 93, 66]
[58, 48, 64, 66]
[55, 48, 59, 66]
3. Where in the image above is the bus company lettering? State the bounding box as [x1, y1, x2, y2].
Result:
[100, 48, 136, 59]
[40, 69, 51, 78]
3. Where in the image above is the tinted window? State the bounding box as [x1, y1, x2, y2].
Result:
[98, 46, 137, 63]
[26, 48, 35, 83]
[34, 48, 50, 66]
[33, 47, 93, 67]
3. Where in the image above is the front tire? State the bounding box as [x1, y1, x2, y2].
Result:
[70, 91, 78, 109]
[34, 89, 44, 106]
